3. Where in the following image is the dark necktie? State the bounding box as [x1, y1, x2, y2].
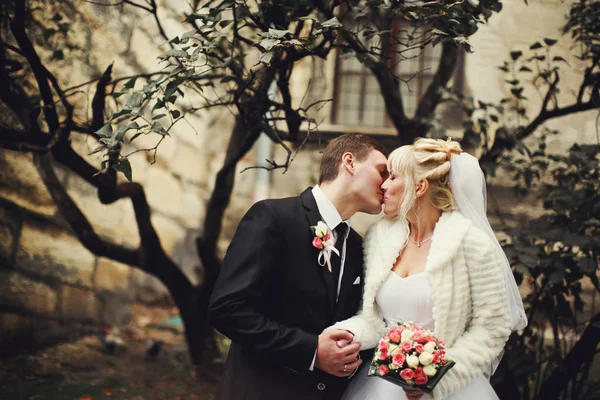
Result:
[331, 223, 348, 296]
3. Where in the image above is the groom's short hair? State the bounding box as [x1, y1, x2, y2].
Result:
[319, 133, 385, 184]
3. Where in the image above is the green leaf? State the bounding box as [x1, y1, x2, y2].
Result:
[543, 38, 557, 46]
[519, 66, 533, 72]
[260, 38, 280, 51]
[153, 98, 166, 111]
[549, 270, 565, 284]
[89, 145, 107, 155]
[181, 30, 196, 39]
[52, 13, 63, 22]
[498, 65, 509, 72]
[164, 81, 180, 99]
[220, 75, 237, 84]
[143, 82, 157, 94]
[267, 28, 290, 39]
[151, 121, 169, 136]
[110, 109, 132, 120]
[219, 20, 232, 28]
[510, 87, 524, 98]
[115, 158, 132, 182]
[510, 51, 523, 61]
[126, 91, 144, 109]
[96, 123, 113, 138]
[530, 42, 543, 50]
[152, 114, 167, 120]
[123, 76, 138, 89]
[552, 56, 569, 64]
[259, 51, 274, 65]
[171, 110, 181, 119]
[578, 258, 597, 274]
[43, 28, 57, 41]
[158, 49, 188, 60]
[505, 79, 520, 85]
[320, 17, 342, 29]
[490, 115, 499, 123]
[53, 49, 64, 61]
[129, 131, 145, 143]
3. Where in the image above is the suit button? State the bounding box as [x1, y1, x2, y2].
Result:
[317, 383, 326, 391]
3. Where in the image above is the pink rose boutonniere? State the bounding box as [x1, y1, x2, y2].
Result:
[311, 221, 339, 272]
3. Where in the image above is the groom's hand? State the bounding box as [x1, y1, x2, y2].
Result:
[315, 330, 362, 377]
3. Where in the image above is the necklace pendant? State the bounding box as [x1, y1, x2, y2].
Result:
[416, 242, 421, 248]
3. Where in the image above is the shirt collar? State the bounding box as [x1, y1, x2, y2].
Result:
[311, 185, 350, 235]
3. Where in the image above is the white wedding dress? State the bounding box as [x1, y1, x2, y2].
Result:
[342, 270, 499, 400]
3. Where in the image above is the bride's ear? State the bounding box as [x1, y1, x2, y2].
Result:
[415, 179, 429, 198]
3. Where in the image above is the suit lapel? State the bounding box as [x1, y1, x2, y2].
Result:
[300, 188, 336, 317]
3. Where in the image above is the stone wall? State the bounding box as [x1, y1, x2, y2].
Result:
[1, 0, 597, 351]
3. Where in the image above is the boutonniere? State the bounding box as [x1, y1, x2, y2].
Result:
[311, 221, 339, 272]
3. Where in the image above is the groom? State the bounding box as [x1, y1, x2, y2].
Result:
[209, 133, 388, 400]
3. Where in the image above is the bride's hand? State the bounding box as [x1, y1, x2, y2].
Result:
[403, 388, 424, 400]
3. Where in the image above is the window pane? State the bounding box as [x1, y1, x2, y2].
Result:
[332, 19, 452, 128]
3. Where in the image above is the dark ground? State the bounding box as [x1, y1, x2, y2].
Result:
[0, 306, 223, 400]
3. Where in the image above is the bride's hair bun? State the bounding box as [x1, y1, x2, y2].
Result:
[387, 137, 463, 218]
[413, 137, 462, 164]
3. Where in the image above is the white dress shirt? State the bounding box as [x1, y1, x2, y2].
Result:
[309, 185, 351, 370]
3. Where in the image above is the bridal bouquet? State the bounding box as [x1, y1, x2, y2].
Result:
[367, 322, 455, 393]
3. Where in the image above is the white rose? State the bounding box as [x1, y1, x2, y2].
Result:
[423, 341, 436, 354]
[423, 364, 437, 377]
[315, 221, 329, 237]
[400, 329, 414, 343]
[406, 355, 420, 368]
[388, 344, 400, 355]
[419, 352, 434, 366]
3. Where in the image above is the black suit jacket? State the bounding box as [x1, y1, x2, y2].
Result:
[209, 188, 366, 400]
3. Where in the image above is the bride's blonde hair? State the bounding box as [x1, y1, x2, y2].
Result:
[387, 138, 462, 219]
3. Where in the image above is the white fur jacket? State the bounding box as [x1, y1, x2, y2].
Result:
[329, 211, 511, 399]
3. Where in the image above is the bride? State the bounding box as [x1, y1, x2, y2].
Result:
[328, 138, 527, 400]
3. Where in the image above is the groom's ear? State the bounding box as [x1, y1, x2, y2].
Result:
[341, 152, 355, 175]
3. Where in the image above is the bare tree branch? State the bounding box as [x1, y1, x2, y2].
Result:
[35, 153, 141, 266]
[91, 64, 114, 131]
[415, 42, 459, 119]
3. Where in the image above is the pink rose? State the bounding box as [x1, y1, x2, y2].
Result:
[400, 368, 415, 381]
[415, 334, 430, 344]
[402, 341, 412, 353]
[388, 330, 401, 343]
[438, 341, 445, 349]
[379, 350, 388, 360]
[379, 365, 389, 376]
[378, 340, 388, 352]
[415, 344, 424, 354]
[322, 233, 331, 241]
[312, 237, 322, 248]
[415, 374, 428, 385]
[412, 331, 424, 341]
[432, 352, 440, 364]
[415, 367, 425, 377]
[392, 353, 406, 367]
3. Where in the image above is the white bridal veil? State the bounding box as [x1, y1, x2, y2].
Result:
[449, 152, 528, 373]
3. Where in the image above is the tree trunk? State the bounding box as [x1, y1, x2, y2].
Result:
[535, 312, 600, 400]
